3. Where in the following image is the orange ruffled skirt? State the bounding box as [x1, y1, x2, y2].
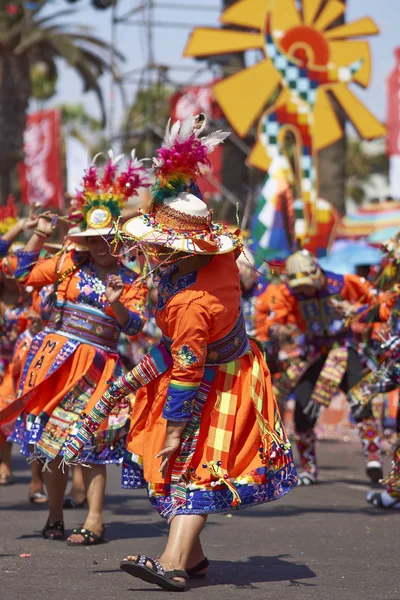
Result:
[3, 331, 129, 464]
[122, 341, 297, 518]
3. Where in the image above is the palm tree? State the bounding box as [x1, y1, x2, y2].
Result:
[0, 0, 123, 204]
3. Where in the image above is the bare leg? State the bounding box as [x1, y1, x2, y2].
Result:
[29, 461, 48, 502]
[0, 441, 13, 483]
[66, 464, 106, 543]
[64, 466, 86, 505]
[42, 456, 69, 537]
[124, 514, 208, 583]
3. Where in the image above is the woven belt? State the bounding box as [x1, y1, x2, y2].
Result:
[161, 309, 249, 366]
[46, 303, 119, 351]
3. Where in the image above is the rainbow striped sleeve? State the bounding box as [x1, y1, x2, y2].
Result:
[0, 238, 10, 259]
[162, 379, 201, 422]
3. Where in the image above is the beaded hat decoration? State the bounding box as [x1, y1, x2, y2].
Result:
[285, 250, 321, 288]
[67, 149, 150, 243]
[124, 114, 242, 255]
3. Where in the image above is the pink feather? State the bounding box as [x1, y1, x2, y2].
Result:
[99, 158, 118, 190]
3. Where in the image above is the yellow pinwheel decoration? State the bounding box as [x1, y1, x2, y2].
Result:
[185, 0, 386, 234]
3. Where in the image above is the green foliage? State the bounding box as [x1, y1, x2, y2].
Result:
[0, 1, 124, 125]
[30, 60, 57, 100]
[122, 83, 173, 158]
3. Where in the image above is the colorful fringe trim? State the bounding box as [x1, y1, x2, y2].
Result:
[62, 343, 172, 463]
[382, 440, 400, 498]
[357, 416, 382, 463]
[295, 429, 317, 476]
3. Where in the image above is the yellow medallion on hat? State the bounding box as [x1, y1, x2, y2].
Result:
[86, 206, 113, 229]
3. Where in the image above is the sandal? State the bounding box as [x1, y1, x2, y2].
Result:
[186, 557, 209, 579]
[0, 473, 14, 485]
[297, 472, 317, 486]
[66, 526, 105, 546]
[63, 496, 87, 509]
[120, 555, 188, 592]
[42, 520, 65, 540]
[29, 491, 48, 505]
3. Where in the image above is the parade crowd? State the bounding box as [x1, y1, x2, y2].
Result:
[0, 115, 398, 592]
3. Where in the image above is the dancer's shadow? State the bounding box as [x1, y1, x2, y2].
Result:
[115, 554, 316, 591]
[17, 520, 168, 541]
[236, 503, 392, 518]
[192, 554, 316, 588]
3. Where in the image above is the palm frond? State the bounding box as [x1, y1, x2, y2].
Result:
[34, 9, 77, 27]
[73, 61, 107, 126]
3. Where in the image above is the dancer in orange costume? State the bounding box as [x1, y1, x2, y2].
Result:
[0, 151, 149, 544]
[62, 115, 297, 591]
[266, 250, 382, 485]
[0, 211, 41, 487]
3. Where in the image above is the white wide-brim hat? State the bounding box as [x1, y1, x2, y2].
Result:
[123, 192, 241, 255]
[66, 225, 117, 246]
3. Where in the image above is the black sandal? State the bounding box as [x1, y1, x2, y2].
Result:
[63, 496, 87, 509]
[120, 555, 188, 592]
[66, 526, 105, 546]
[186, 557, 209, 579]
[42, 520, 65, 540]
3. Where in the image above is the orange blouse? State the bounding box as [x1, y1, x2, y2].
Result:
[265, 272, 373, 338]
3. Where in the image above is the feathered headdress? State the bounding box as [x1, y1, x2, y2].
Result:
[151, 113, 229, 209]
[70, 149, 150, 232]
[122, 116, 241, 256]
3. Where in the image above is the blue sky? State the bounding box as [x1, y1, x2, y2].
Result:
[47, 0, 398, 131]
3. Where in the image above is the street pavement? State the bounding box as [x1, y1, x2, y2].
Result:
[0, 440, 398, 600]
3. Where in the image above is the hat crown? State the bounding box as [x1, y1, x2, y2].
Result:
[164, 192, 209, 219]
[286, 251, 317, 276]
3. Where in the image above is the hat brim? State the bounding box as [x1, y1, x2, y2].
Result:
[123, 215, 238, 255]
[287, 276, 315, 288]
[66, 227, 117, 246]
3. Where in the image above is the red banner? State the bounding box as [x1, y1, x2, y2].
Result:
[170, 84, 223, 201]
[19, 109, 64, 209]
[387, 47, 400, 156]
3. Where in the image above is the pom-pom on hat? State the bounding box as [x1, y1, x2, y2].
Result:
[67, 149, 150, 244]
[123, 114, 242, 255]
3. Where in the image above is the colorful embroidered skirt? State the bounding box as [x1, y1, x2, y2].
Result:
[122, 340, 297, 519]
[2, 330, 129, 464]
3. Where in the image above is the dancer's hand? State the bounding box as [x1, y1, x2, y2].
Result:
[22, 204, 41, 231]
[105, 275, 124, 304]
[36, 211, 58, 237]
[329, 298, 356, 316]
[156, 433, 182, 479]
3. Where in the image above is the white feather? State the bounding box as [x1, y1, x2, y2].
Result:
[168, 120, 181, 147]
[178, 115, 196, 142]
[194, 114, 207, 136]
[108, 149, 124, 165]
[164, 118, 172, 143]
[202, 130, 230, 153]
[91, 152, 103, 165]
